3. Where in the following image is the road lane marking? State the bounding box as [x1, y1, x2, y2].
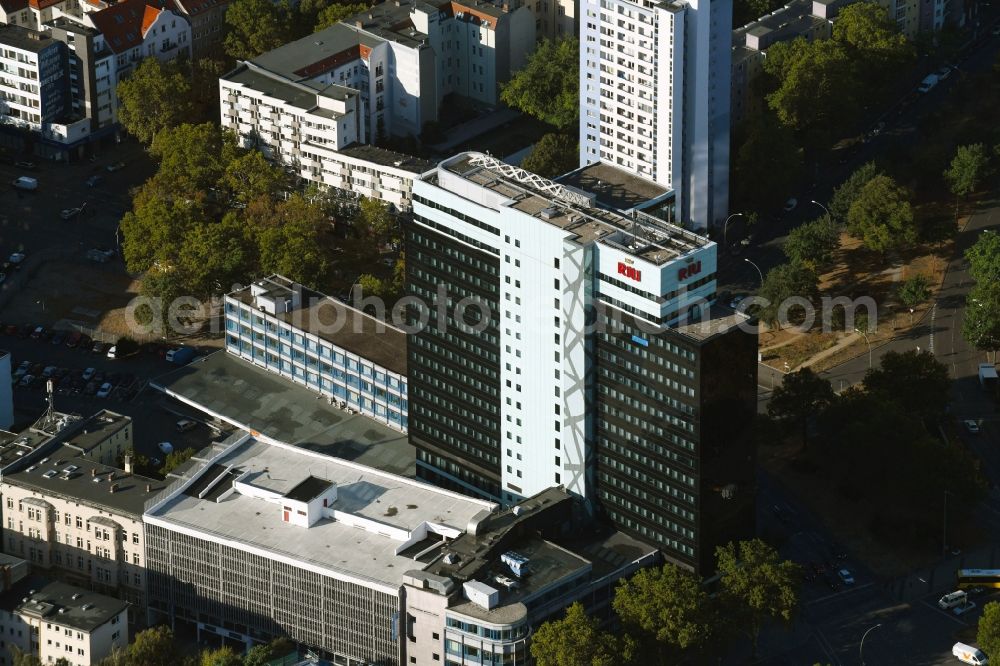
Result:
[807, 582, 876, 606]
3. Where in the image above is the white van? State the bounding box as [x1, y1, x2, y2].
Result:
[939, 590, 968, 609]
[953, 642, 988, 665]
[12, 176, 37, 191]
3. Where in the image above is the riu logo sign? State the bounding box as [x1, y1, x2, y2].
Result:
[678, 261, 702, 281]
[617, 262, 641, 282]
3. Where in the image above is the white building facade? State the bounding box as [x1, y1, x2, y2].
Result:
[579, 0, 732, 231]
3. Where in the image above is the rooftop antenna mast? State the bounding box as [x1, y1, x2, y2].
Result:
[45, 379, 55, 423]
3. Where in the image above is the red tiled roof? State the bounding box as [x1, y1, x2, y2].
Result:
[89, 0, 174, 54]
[1, 0, 29, 13]
[445, 1, 498, 29]
[27, 0, 62, 11]
[292, 44, 363, 78]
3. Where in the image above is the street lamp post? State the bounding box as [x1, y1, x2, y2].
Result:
[855, 328, 872, 369]
[811, 200, 834, 233]
[744, 258, 764, 287]
[860, 623, 882, 665]
[723, 212, 744, 251]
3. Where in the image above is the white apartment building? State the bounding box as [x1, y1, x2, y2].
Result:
[0, 569, 129, 666]
[578, 0, 731, 231]
[0, 24, 68, 131]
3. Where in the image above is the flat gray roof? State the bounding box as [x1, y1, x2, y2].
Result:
[3, 443, 164, 516]
[146, 436, 495, 590]
[228, 276, 408, 375]
[558, 162, 670, 211]
[63, 410, 129, 454]
[225, 62, 355, 114]
[672, 303, 752, 342]
[151, 352, 415, 477]
[341, 143, 436, 174]
[0, 24, 59, 53]
[0, 578, 127, 632]
[251, 23, 386, 80]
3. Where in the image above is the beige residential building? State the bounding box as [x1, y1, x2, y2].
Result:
[1, 441, 164, 619]
[0, 555, 129, 666]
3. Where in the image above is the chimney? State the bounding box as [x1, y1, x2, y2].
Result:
[145, 484, 151, 493]
[91, 468, 96, 477]
[109, 483, 119, 494]
[124, 454, 132, 474]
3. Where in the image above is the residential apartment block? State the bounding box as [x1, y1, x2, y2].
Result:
[578, 0, 732, 230]
[0, 557, 128, 666]
[224, 275, 409, 432]
[0, 0, 190, 158]
[0, 411, 160, 618]
[171, 0, 228, 57]
[407, 154, 756, 573]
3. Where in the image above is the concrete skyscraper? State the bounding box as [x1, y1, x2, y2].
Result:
[578, 0, 732, 231]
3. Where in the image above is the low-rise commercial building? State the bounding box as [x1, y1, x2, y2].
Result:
[224, 275, 409, 432]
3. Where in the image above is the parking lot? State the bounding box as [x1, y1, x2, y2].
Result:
[3, 328, 224, 472]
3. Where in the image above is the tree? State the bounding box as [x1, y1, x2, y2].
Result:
[756, 262, 819, 327]
[945, 143, 992, 198]
[500, 37, 578, 130]
[732, 109, 802, 212]
[129, 626, 179, 666]
[613, 563, 715, 654]
[767, 367, 835, 448]
[764, 39, 857, 149]
[521, 133, 578, 179]
[244, 638, 295, 666]
[833, 2, 913, 68]
[863, 350, 950, 419]
[218, 150, 289, 206]
[530, 602, 632, 666]
[966, 230, 1000, 283]
[716, 538, 800, 658]
[149, 123, 229, 198]
[120, 188, 200, 274]
[117, 58, 193, 145]
[782, 217, 838, 268]
[978, 601, 1000, 660]
[314, 2, 366, 30]
[257, 194, 331, 287]
[355, 197, 396, 242]
[199, 646, 242, 666]
[733, 0, 782, 26]
[897, 275, 930, 310]
[224, 0, 291, 60]
[830, 161, 881, 223]
[964, 282, 1000, 362]
[846, 174, 917, 255]
[10, 647, 41, 666]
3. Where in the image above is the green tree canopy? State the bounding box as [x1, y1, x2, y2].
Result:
[218, 149, 289, 206]
[500, 37, 579, 130]
[767, 367, 835, 448]
[530, 602, 632, 666]
[613, 563, 715, 654]
[897, 274, 931, 309]
[314, 2, 367, 30]
[199, 646, 242, 666]
[846, 174, 917, 254]
[117, 58, 194, 146]
[833, 2, 913, 67]
[979, 601, 1000, 660]
[966, 230, 1000, 283]
[732, 109, 802, 212]
[244, 638, 295, 666]
[783, 217, 838, 268]
[355, 197, 397, 242]
[257, 194, 332, 286]
[149, 123, 231, 199]
[716, 538, 800, 657]
[224, 0, 291, 60]
[129, 626, 179, 666]
[521, 133, 578, 179]
[964, 281, 1000, 361]
[945, 143, 993, 198]
[756, 262, 820, 326]
[764, 38, 857, 149]
[830, 161, 881, 223]
[862, 349, 950, 419]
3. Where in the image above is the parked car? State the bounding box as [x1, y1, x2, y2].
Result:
[837, 568, 855, 585]
[783, 198, 798, 212]
[158, 441, 174, 454]
[106, 161, 125, 173]
[65, 332, 82, 348]
[14, 161, 35, 170]
[9, 253, 26, 268]
[953, 601, 978, 616]
[60, 207, 82, 220]
[18, 374, 34, 387]
[85, 175, 103, 188]
[91, 341, 107, 354]
[96, 382, 113, 398]
[106, 345, 117, 359]
[30, 326, 44, 339]
[41, 365, 57, 378]
[13, 361, 30, 378]
[176, 419, 197, 432]
[81, 367, 96, 381]
[965, 420, 980, 434]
